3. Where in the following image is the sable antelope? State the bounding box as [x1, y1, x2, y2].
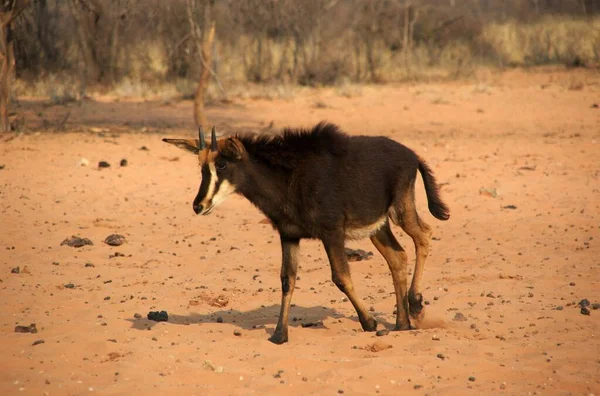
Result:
[163, 123, 449, 344]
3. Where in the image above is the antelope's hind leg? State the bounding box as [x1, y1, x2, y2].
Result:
[269, 236, 300, 345]
[323, 238, 377, 332]
[396, 195, 432, 321]
[370, 222, 411, 331]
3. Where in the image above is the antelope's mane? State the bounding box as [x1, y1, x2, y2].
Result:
[233, 122, 349, 170]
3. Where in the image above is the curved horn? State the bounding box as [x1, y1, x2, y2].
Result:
[198, 126, 206, 150]
[211, 126, 217, 152]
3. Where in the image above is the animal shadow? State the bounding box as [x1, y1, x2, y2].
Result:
[127, 304, 350, 332]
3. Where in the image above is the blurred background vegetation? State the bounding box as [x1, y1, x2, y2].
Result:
[10, 0, 600, 101]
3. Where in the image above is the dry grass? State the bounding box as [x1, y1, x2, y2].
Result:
[14, 16, 600, 102]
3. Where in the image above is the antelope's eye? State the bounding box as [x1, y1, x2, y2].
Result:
[215, 161, 227, 171]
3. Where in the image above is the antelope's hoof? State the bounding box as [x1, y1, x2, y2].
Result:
[393, 323, 412, 331]
[408, 292, 424, 318]
[268, 332, 288, 345]
[361, 317, 378, 332]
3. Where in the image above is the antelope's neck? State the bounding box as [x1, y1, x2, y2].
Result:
[237, 163, 290, 223]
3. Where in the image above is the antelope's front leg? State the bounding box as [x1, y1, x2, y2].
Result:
[269, 236, 300, 345]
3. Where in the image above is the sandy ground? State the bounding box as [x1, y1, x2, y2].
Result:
[1, 69, 599, 395]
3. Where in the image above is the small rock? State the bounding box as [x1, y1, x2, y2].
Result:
[21, 266, 31, 274]
[436, 353, 445, 360]
[555, 305, 564, 311]
[140, 146, 149, 151]
[98, 161, 110, 168]
[15, 324, 38, 333]
[216, 316, 223, 323]
[61, 236, 93, 248]
[432, 334, 440, 341]
[233, 330, 242, 336]
[578, 299, 590, 308]
[453, 312, 467, 322]
[64, 283, 75, 289]
[104, 234, 126, 246]
[120, 159, 128, 167]
[32, 339, 45, 346]
[468, 376, 476, 382]
[414, 384, 422, 390]
[134, 313, 142, 319]
[376, 329, 389, 337]
[85, 263, 95, 268]
[301, 320, 324, 328]
[591, 103, 599, 108]
[10, 266, 19, 274]
[345, 248, 373, 262]
[580, 307, 591, 316]
[104, 296, 111, 300]
[592, 303, 600, 310]
[569, 282, 576, 286]
[78, 158, 89, 167]
[148, 311, 168, 322]
[502, 205, 517, 210]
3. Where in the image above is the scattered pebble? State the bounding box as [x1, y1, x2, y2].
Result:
[578, 299, 590, 308]
[592, 303, 600, 310]
[502, 205, 517, 210]
[120, 159, 128, 167]
[233, 330, 242, 336]
[148, 311, 168, 322]
[15, 324, 38, 333]
[134, 313, 142, 319]
[64, 283, 75, 289]
[216, 316, 223, 323]
[376, 329, 389, 337]
[61, 236, 93, 248]
[10, 266, 19, 274]
[345, 248, 373, 262]
[78, 158, 89, 167]
[98, 161, 111, 168]
[301, 320, 324, 328]
[32, 339, 45, 346]
[432, 334, 440, 341]
[437, 353, 446, 360]
[453, 312, 467, 322]
[580, 307, 591, 316]
[468, 376, 476, 382]
[104, 234, 126, 246]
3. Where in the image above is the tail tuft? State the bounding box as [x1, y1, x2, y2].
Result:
[418, 159, 450, 221]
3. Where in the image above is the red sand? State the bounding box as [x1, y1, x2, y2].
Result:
[1, 69, 599, 395]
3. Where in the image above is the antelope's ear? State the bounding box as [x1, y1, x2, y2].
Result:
[162, 138, 200, 154]
[222, 138, 245, 161]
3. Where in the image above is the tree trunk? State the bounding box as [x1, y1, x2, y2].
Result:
[69, 0, 102, 84]
[194, 21, 215, 128]
[0, 0, 30, 133]
[187, 0, 216, 128]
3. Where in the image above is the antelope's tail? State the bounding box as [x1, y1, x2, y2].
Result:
[417, 158, 450, 221]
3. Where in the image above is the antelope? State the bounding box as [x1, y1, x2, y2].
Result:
[163, 122, 449, 344]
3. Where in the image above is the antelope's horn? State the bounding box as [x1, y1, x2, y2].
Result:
[198, 126, 206, 150]
[211, 126, 217, 152]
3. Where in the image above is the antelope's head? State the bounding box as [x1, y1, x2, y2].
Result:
[163, 126, 246, 215]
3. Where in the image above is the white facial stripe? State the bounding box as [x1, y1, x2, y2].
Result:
[210, 180, 236, 208]
[200, 162, 218, 207]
